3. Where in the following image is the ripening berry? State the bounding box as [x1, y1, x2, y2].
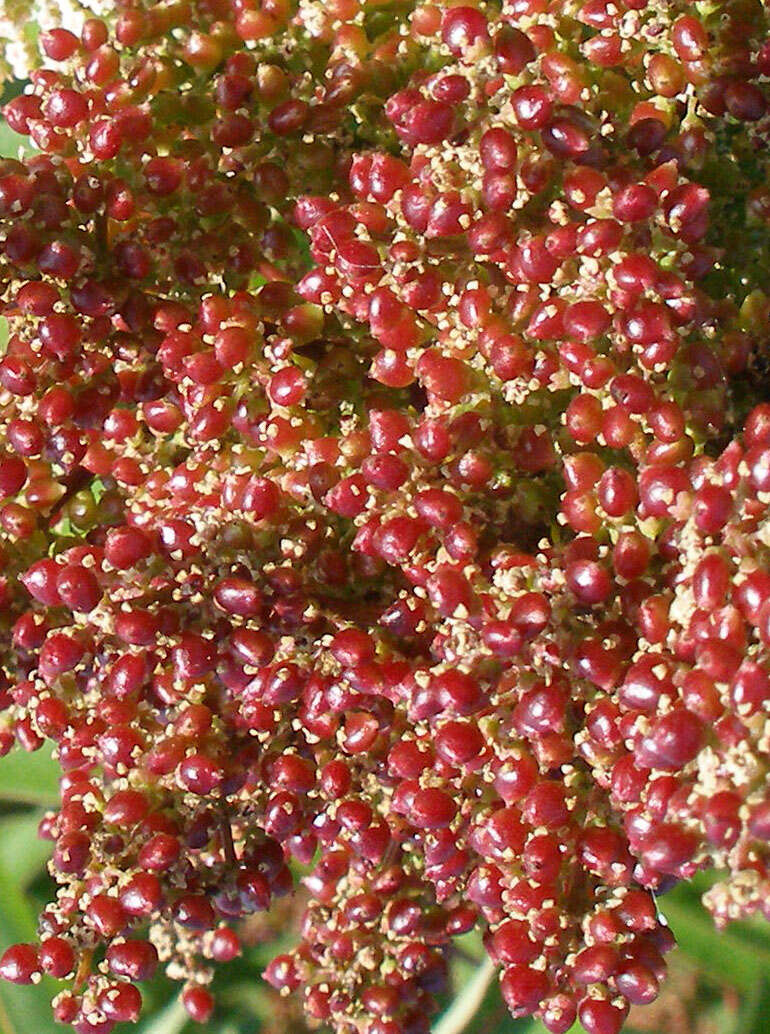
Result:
[0, 945, 39, 984]
[106, 940, 159, 982]
[38, 938, 75, 979]
[182, 985, 215, 1023]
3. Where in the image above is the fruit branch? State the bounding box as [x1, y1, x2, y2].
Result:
[0, 3, 770, 1034]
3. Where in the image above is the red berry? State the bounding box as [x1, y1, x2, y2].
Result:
[182, 986, 215, 1023]
[0, 945, 39, 984]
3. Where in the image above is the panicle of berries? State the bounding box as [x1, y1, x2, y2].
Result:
[1, 2, 770, 1034]
[573, 409, 770, 926]
[272, 860, 454, 1034]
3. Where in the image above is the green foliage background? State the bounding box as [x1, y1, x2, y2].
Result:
[0, 81, 768, 1034]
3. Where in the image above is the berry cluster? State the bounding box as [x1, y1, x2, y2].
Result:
[1, 2, 770, 1033]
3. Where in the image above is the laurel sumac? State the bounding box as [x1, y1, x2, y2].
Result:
[0, 2, 770, 1033]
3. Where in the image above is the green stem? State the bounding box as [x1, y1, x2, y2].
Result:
[139, 997, 189, 1034]
[434, 958, 496, 1034]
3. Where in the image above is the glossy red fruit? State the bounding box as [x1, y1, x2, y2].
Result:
[182, 986, 215, 1023]
[0, 945, 39, 984]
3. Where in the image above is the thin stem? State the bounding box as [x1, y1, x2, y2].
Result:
[94, 210, 108, 258]
[74, 949, 93, 990]
[434, 957, 496, 1034]
[218, 809, 237, 868]
[46, 469, 90, 528]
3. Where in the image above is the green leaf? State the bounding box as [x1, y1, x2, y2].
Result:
[0, 849, 40, 945]
[137, 998, 189, 1034]
[732, 976, 770, 1034]
[660, 896, 770, 993]
[0, 841, 57, 1033]
[0, 812, 52, 889]
[0, 748, 59, 807]
[0, 120, 31, 159]
[0, 975, 55, 1034]
[434, 958, 496, 1034]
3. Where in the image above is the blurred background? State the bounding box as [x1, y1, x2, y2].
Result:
[0, 77, 768, 1034]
